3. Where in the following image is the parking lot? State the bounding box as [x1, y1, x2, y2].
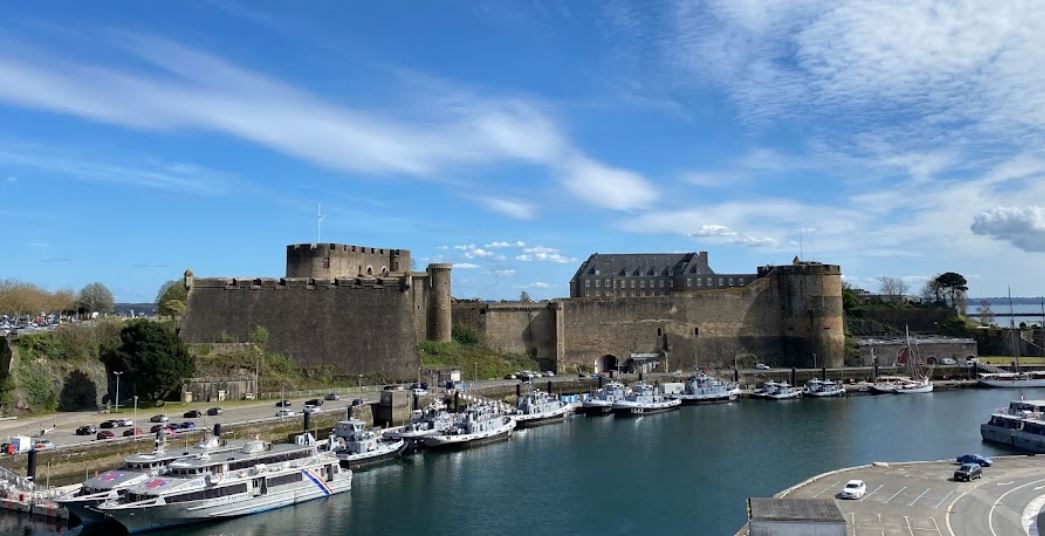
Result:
[782, 456, 1045, 536]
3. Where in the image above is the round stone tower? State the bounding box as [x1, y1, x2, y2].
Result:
[426, 263, 453, 342]
[770, 259, 845, 368]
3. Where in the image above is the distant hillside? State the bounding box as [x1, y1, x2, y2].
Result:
[970, 297, 1045, 306]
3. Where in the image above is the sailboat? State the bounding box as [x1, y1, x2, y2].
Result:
[896, 327, 934, 394]
[978, 289, 1045, 388]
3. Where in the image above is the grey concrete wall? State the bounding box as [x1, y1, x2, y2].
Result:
[180, 277, 419, 380]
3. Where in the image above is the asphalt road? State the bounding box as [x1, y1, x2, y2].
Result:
[782, 456, 1045, 536]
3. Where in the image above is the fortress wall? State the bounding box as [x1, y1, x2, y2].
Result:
[410, 273, 430, 341]
[181, 278, 418, 379]
[286, 243, 410, 279]
[771, 265, 845, 367]
[452, 302, 558, 361]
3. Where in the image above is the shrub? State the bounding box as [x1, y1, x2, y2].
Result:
[452, 325, 479, 346]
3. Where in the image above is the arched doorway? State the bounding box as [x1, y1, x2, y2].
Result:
[595, 355, 618, 374]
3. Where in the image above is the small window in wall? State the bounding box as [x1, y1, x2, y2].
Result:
[323, 257, 330, 269]
[718, 278, 724, 286]
[595, 279, 601, 288]
[585, 291, 590, 297]
[729, 278, 734, 286]
[595, 269, 601, 275]
[694, 327, 699, 336]
[738, 278, 744, 285]
[605, 279, 610, 287]
[697, 278, 702, 287]
[382, 266, 389, 276]
[367, 265, 374, 276]
[630, 281, 636, 288]
[585, 280, 591, 288]
[640, 280, 646, 288]
[659, 280, 664, 288]
[668, 280, 674, 288]
[620, 280, 627, 288]
[657, 328, 663, 336]
[595, 291, 601, 297]
[686, 278, 692, 287]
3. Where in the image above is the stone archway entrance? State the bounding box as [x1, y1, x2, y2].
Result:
[595, 355, 618, 374]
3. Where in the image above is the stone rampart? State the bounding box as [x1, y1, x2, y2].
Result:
[452, 302, 558, 363]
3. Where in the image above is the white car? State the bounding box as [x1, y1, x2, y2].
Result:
[543, 371, 555, 377]
[117, 419, 134, 427]
[276, 409, 296, 417]
[755, 363, 771, 370]
[303, 405, 322, 414]
[411, 388, 428, 397]
[940, 357, 957, 365]
[841, 480, 866, 499]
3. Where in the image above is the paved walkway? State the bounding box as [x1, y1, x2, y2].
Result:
[781, 456, 1045, 536]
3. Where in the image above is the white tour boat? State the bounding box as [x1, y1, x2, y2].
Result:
[981, 400, 1045, 452]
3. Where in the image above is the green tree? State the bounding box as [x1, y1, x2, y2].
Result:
[935, 272, 969, 311]
[159, 300, 186, 320]
[104, 320, 195, 401]
[79, 282, 114, 315]
[519, 291, 532, 303]
[156, 280, 187, 319]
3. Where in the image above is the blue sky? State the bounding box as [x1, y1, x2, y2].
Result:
[3, 1, 1045, 302]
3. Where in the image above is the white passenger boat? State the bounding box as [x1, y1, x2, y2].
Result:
[422, 404, 516, 449]
[802, 378, 846, 398]
[981, 400, 1045, 452]
[581, 381, 629, 415]
[612, 382, 681, 416]
[96, 436, 351, 533]
[386, 401, 455, 441]
[332, 418, 405, 470]
[896, 377, 934, 394]
[751, 381, 802, 400]
[513, 389, 570, 428]
[56, 435, 242, 524]
[673, 374, 741, 404]
[978, 372, 1045, 388]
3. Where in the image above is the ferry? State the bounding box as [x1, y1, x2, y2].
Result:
[56, 435, 243, 524]
[513, 389, 570, 428]
[581, 381, 629, 415]
[802, 378, 846, 398]
[612, 382, 681, 416]
[672, 374, 741, 404]
[981, 400, 1045, 452]
[751, 381, 802, 400]
[422, 404, 516, 449]
[96, 436, 351, 533]
[386, 401, 455, 442]
[332, 418, 406, 470]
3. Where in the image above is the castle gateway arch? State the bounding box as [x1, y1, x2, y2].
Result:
[595, 354, 618, 374]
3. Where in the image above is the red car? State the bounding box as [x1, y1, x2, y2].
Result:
[149, 424, 177, 438]
[96, 430, 115, 440]
[122, 428, 144, 437]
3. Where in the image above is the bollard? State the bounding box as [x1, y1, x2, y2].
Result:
[303, 411, 311, 433]
[733, 368, 739, 383]
[213, 423, 222, 438]
[547, 380, 553, 394]
[347, 405, 353, 419]
[598, 376, 604, 388]
[26, 449, 37, 482]
[516, 384, 521, 397]
[790, 367, 796, 386]
[822, 367, 827, 381]
[454, 392, 460, 412]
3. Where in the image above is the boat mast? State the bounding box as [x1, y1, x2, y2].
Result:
[1009, 287, 1020, 374]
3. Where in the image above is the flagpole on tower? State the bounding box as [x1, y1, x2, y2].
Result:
[317, 203, 326, 244]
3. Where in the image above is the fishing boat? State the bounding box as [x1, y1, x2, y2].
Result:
[332, 418, 406, 470]
[802, 378, 846, 398]
[422, 404, 516, 449]
[612, 382, 681, 416]
[56, 435, 242, 524]
[672, 373, 741, 404]
[513, 389, 570, 428]
[751, 381, 802, 400]
[981, 400, 1045, 452]
[96, 436, 351, 533]
[581, 381, 629, 415]
[386, 401, 455, 442]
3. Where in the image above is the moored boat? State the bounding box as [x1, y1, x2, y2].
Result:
[612, 382, 681, 416]
[513, 389, 570, 428]
[802, 378, 846, 398]
[751, 381, 802, 400]
[981, 400, 1045, 452]
[332, 418, 406, 470]
[672, 373, 741, 404]
[386, 401, 455, 442]
[581, 381, 629, 415]
[422, 404, 516, 449]
[896, 377, 934, 394]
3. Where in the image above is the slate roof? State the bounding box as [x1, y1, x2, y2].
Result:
[571, 252, 714, 279]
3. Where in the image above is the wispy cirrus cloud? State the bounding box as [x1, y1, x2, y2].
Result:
[0, 34, 657, 211]
[515, 246, 576, 264]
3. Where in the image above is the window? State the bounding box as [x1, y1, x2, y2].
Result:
[657, 328, 663, 336]
[595, 279, 600, 288]
[738, 278, 744, 285]
[694, 327, 700, 336]
[668, 280, 674, 288]
[605, 279, 610, 287]
[323, 257, 330, 269]
[697, 278, 702, 287]
[659, 280, 664, 288]
[584, 291, 590, 297]
[585, 280, 590, 288]
[267, 473, 303, 488]
[620, 280, 627, 288]
[595, 291, 601, 297]
[594, 269, 600, 275]
[630, 281, 636, 288]
[640, 280, 646, 288]
[686, 278, 692, 287]
[729, 278, 734, 286]
[719, 278, 724, 286]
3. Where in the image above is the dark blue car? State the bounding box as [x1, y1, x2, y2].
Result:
[956, 454, 993, 467]
[178, 421, 197, 431]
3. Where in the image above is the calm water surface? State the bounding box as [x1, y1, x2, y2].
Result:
[6, 388, 1039, 536]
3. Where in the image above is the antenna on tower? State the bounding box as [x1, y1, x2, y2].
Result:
[317, 203, 327, 244]
[799, 229, 804, 261]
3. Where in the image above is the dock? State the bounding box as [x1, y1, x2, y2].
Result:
[741, 455, 1045, 535]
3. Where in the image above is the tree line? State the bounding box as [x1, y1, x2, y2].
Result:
[0, 279, 115, 317]
[869, 272, 969, 309]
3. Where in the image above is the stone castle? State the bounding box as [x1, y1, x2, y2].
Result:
[179, 244, 843, 378]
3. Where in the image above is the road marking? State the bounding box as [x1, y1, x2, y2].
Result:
[996, 481, 1016, 486]
[933, 490, 954, 510]
[884, 486, 908, 504]
[812, 481, 837, 498]
[989, 477, 1045, 536]
[864, 483, 885, 500]
[906, 515, 915, 536]
[908, 487, 931, 507]
[1021, 492, 1045, 536]
[930, 516, 943, 535]
[945, 481, 982, 536]
[1035, 485, 1045, 491]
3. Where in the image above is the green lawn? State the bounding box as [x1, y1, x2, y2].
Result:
[979, 356, 1045, 365]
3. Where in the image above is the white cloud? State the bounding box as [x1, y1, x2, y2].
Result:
[531, 282, 552, 289]
[453, 262, 480, 269]
[515, 246, 576, 264]
[971, 206, 1045, 253]
[4, 176, 16, 183]
[0, 35, 656, 211]
[690, 224, 776, 247]
[485, 240, 526, 248]
[475, 197, 535, 220]
[492, 269, 516, 278]
[28, 242, 51, 248]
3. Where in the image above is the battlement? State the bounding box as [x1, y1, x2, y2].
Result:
[191, 276, 408, 291]
[758, 261, 842, 277]
[285, 243, 408, 256]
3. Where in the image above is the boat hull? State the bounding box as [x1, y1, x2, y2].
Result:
[802, 389, 846, 398]
[896, 385, 934, 394]
[979, 378, 1045, 388]
[422, 420, 516, 450]
[980, 424, 1045, 453]
[514, 410, 568, 429]
[580, 402, 615, 416]
[674, 393, 738, 405]
[751, 392, 802, 400]
[337, 440, 406, 470]
[612, 400, 681, 416]
[56, 495, 110, 524]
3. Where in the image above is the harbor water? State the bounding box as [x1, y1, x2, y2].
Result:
[5, 388, 1040, 536]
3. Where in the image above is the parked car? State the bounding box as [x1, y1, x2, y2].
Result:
[324, 393, 341, 401]
[149, 414, 169, 423]
[75, 425, 97, 436]
[276, 409, 296, 417]
[158, 427, 177, 439]
[351, 399, 365, 407]
[304, 399, 323, 407]
[99, 420, 118, 429]
[755, 363, 771, 370]
[96, 430, 115, 440]
[504, 374, 517, 380]
[275, 400, 292, 407]
[383, 385, 405, 391]
[206, 407, 223, 416]
[32, 439, 55, 450]
[954, 464, 983, 482]
[519, 371, 536, 381]
[956, 454, 993, 467]
[149, 424, 169, 434]
[940, 357, 957, 365]
[116, 419, 134, 427]
[122, 428, 144, 437]
[303, 405, 322, 414]
[176, 422, 196, 431]
[411, 388, 428, 397]
[183, 410, 202, 418]
[840, 480, 866, 499]
[543, 371, 555, 377]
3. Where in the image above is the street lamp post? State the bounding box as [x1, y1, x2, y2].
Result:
[113, 371, 124, 414]
[133, 396, 138, 441]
